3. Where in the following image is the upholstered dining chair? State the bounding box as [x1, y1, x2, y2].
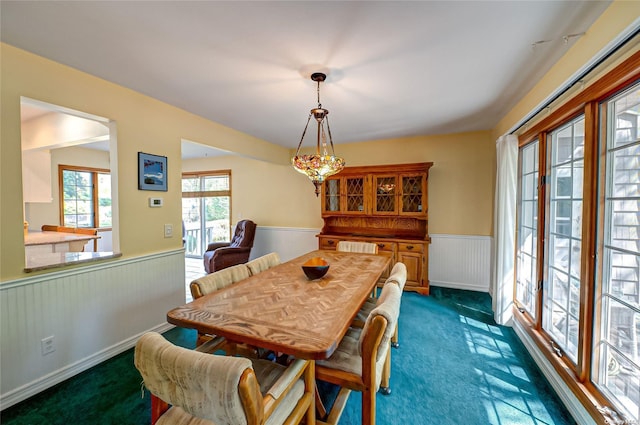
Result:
[134, 332, 316, 425]
[336, 241, 380, 298]
[190, 263, 251, 348]
[349, 263, 407, 397]
[246, 252, 281, 276]
[190, 263, 251, 300]
[354, 262, 407, 345]
[315, 282, 402, 425]
[336, 240, 378, 254]
[203, 219, 257, 274]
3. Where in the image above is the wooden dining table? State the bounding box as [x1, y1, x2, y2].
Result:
[166, 249, 390, 360]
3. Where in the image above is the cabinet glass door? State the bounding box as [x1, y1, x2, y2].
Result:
[374, 175, 397, 214]
[400, 174, 425, 214]
[323, 179, 341, 212]
[345, 177, 365, 213]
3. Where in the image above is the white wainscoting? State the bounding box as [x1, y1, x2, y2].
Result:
[252, 229, 493, 293]
[429, 234, 492, 292]
[251, 226, 321, 262]
[0, 250, 184, 408]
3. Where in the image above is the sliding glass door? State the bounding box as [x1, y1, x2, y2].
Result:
[182, 171, 231, 258]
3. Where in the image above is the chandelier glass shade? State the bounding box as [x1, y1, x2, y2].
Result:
[292, 72, 345, 196]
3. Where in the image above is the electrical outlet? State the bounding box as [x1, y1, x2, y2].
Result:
[164, 224, 173, 238]
[41, 335, 55, 355]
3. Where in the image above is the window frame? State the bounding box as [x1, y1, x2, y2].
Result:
[514, 50, 640, 423]
[58, 164, 111, 230]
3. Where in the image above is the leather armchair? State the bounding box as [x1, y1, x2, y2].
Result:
[203, 219, 256, 274]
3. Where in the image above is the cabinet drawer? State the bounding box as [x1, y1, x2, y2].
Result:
[398, 242, 424, 253]
[320, 238, 340, 250]
[372, 241, 396, 253]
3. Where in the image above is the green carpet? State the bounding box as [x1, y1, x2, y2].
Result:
[1, 287, 576, 425]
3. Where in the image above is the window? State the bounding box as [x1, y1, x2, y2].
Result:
[593, 85, 640, 420]
[182, 171, 231, 257]
[59, 165, 111, 228]
[516, 141, 539, 318]
[514, 51, 640, 424]
[543, 116, 585, 363]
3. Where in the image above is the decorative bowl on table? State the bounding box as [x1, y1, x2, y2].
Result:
[302, 257, 329, 280]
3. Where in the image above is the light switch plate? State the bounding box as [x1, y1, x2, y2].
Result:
[164, 224, 173, 238]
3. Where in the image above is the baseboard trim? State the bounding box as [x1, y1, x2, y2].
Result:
[0, 322, 173, 410]
[512, 320, 596, 425]
[430, 279, 489, 292]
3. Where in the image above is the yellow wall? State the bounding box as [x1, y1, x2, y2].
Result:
[493, 0, 640, 138]
[2, 1, 635, 280]
[328, 131, 495, 236]
[0, 43, 291, 280]
[183, 130, 495, 236]
[182, 155, 323, 229]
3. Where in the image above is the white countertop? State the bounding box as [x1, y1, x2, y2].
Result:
[24, 251, 122, 272]
[24, 231, 99, 246]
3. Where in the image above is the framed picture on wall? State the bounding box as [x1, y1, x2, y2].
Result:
[138, 152, 167, 191]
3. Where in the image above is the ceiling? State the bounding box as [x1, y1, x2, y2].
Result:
[2, 1, 613, 152]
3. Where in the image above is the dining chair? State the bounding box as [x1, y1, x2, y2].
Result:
[351, 272, 406, 396]
[336, 241, 380, 298]
[134, 332, 316, 425]
[40, 225, 99, 251]
[73, 227, 99, 251]
[354, 262, 407, 348]
[190, 263, 251, 347]
[383, 262, 406, 348]
[335, 240, 379, 254]
[246, 252, 281, 275]
[315, 282, 402, 425]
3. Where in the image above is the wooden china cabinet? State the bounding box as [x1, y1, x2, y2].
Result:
[317, 162, 433, 295]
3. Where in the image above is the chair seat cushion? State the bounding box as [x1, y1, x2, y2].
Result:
[355, 298, 376, 323]
[316, 328, 363, 376]
[252, 359, 306, 425]
[157, 406, 215, 425]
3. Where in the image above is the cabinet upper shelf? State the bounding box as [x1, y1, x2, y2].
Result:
[321, 162, 433, 217]
[320, 162, 433, 240]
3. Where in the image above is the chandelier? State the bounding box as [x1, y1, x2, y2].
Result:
[292, 72, 345, 196]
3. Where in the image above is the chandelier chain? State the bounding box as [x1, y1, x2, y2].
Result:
[291, 71, 345, 196]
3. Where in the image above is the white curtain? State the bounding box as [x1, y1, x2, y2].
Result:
[491, 134, 518, 325]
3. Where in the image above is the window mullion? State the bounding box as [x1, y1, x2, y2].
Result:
[92, 171, 99, 228]
[536, 132, 549, 329]
[577, 101, 600, 381]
